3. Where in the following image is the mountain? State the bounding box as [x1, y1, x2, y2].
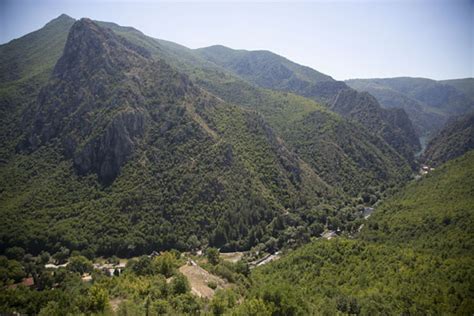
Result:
[243, 150, 474, 314]
[195, 45, 339, 103]
[0, 15, 413, 258]
[422, 113, 474, 167]
[346, 77, 474, 140]
[96, 20, 414, 194]
[1, 17, 338, 256]
[196, 45, 421, 164]
[330, 89, 420, 165]
[441, 78, 474, 101]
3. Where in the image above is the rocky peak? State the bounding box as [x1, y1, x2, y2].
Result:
[53, 18, 150, 83]
[24, 18, 192, 185]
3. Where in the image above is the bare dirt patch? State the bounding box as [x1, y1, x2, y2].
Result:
[220, 252, 244, 263]
[109, 297, 123, 312]
[179, 263, 228, 299]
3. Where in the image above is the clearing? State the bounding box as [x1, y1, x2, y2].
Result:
[220, 251, 244, 263]
[179, 261, 228, 299]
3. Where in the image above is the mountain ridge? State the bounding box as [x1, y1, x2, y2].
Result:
[346, 77, 474, 140]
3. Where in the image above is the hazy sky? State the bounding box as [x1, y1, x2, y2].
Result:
[0, 0, 472, 80]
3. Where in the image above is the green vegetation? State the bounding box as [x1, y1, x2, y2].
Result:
[237, 151, 474, 315]
[423, 113, 474, 167]
[100, 20, 415, 195]
[0, 18, 355, 258]
[0, 16, 396, 259]
[346, 77, 474, 139]
[441, 78, 474, 101]
[195, 45, 421, 166]
[1, 14, 472, 315]
[0, 251, 205, 315]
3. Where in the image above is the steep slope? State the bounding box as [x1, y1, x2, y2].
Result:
[422, 113, 474, 167]
[346, 77, 474, 140]
[362, 150, 474, 250]
[0, 18, 338, 256]
[441, 78, 474, 102]
[242, 151, 474, 315]
[346, 78, 446, 138]
[331, 89, 420, 165]
[0, 15, 417, 257]
[90, 20, 414, 195]
[0, 14, 75, 159]
[0, 14, 75, 85]
[195, 45, 339, 103]
[196, 45, 420, 164]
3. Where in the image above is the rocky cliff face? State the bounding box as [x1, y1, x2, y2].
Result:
[23, 18, 191, 184]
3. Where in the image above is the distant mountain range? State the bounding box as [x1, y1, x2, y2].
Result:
[346, 77, 474, 141]
[196, 45, 421, 165]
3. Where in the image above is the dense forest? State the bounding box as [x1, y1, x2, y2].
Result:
[0, 16, 411, 258]
[0, 13, 473, 315]
[1, 150, 472, 315]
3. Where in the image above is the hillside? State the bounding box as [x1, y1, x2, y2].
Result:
[11, 14, 415, 197]
[331, 89, 420, 165]
[346, 77, 474, 139]
[195, 45, 337, 102]
[244, 151, 474, 315]
[100, 23, 415, 181]
[0, 11, 472, 316]
[422, 113, 474, 167]
[441, 78, 474, 101]
[196, 45, 421, 164]
[0, 18, 339, 257]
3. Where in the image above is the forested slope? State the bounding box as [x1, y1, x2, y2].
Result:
[196, 45, 420, 165]
[0, 18, 338, 257]
[346, 77, 474, 139]
[422, 113, 474, 167]
[243, 151, 474, 315]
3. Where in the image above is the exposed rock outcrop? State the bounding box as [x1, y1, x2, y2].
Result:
[22, 18, 190, 183]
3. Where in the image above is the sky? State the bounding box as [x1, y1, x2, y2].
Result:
[0, 0, 472, 80]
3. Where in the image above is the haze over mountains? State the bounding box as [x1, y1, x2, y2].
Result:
[346, 77, 474, 143]
[0, 14, 473, 315]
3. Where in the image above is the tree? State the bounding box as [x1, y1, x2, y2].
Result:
[187, 235, 201, 251]
[38, 301, 62, 316]
[67, 256, 92, 274]
[170, 293, 200, 315]
[151, 299, 170, 315]
[210, 289, 237, 315]
[5, 247, 25, 261]
[131, 256, 154, 276]
[87, 285, 109, 313]
[39, 251, 51, 264]
[231, 298, 273, 316]
[0, 257, 25, 284]
[153, 252, 178, 278]
[171, 272, 189, 295]
[206, 247, 220, 265]
[107, 255, 120, 265]
[53, 247, 70, 264]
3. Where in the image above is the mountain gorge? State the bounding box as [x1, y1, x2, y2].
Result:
[346, 77, 474, 141]
[0, 13, 473, 316]
[196, 45, 421, 165]
[1, 17, 340, 256]
[423, 113, 474, 167]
